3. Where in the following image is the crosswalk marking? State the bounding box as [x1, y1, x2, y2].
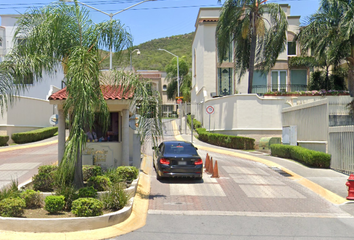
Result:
[170, 184, 226, 196]
[223, 166, 269, 175]
[0, 162, 41, 170]
[240, 185, 306, 198]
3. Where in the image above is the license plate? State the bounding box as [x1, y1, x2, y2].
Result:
[178, 161, 187, 165]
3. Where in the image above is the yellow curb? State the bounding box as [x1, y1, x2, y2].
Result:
[0, 156, 152, 240]
[172, 121, 347, 205]
[0, 140, 58, 153]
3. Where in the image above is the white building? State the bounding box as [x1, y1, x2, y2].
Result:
[0, 15, 64, 143]
[192, 5, 307, 104]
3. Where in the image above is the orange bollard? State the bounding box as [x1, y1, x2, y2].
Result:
[211, 160, 219, 178]
[208, 157, 213, 174]
[205, 154, 210, 170]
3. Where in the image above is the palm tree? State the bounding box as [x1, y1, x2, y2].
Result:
[216, 0, 288, 93]
[297, 0, 354, 95]
[0, 1, 162, 188]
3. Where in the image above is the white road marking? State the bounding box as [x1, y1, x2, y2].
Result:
[230, 175, 285, 185]
[239, 185, 306, 198]
[0, 171, 28, 180]
[170, 184, 226, 196]
[0, 162, 41, 170]
[223, 166, 269, 175]
[148, 210, 353, 218]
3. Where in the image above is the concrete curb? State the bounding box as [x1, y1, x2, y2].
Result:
[0, 178, 139, 233]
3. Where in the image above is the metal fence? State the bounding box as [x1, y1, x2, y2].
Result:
[252, 84, 308, 94]
[329, 125, 354, 174]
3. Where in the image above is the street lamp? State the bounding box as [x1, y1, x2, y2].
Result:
[130, 49, 140, 71]
[63, 0, 152, 70]
[158, 48, 182, 133]
[158, 48, 179, 98]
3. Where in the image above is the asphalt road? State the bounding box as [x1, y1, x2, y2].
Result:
[112, 119, 354, 240]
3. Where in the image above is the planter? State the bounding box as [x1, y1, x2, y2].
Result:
[0, 177, 139, 233]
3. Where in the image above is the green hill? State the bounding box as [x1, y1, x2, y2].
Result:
[102, 32, 194, 71]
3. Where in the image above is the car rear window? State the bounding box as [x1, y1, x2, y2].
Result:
[164, 143, 198, 155]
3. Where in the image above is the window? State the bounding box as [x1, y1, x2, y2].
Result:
[290, 70, 307, 91]
[271, 71, 287, 92]
[13, 73, 34, 85]
[218, 68, 233, 96]
[17, 38, 27, 46]
[252, 71, 267, 94]
[288, 42, 296, 56]
[218, 37, 233, 63]
[162, 84, 167, 91]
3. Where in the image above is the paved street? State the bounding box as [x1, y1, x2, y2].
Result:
[0, 139, 58, 189]
[115, 119, 354, 240]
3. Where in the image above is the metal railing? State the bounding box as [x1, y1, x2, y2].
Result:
[252, 84, 308, 94]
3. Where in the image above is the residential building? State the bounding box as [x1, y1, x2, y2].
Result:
[192, 5, 307, 104]
[137, 70, 176, 117]
[0, 15, 64, 143]
[190, 5, 352, 153]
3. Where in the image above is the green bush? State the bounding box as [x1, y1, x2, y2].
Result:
[71, 198, 103, 217]
[54, 185, 78, 211]
[32, 172, 56, 192]
[78, 186, 97, 198]
[20, 189, 42, 208]
[100, 183, 129, 211]
[115, 166, 139, 183]
[82, 165, 102, 182]
[0, 180, 21, 201]
[270, 144, 331, 168]
[196, 128, 255, 150]
[0, 136, 9, 146]
[44, 195, 65, 214]
[38, 165, 58, 174]
[187, 115, 202, 129]
[11, 126, 58, 144]
[87, 176, 112, 191]
[104, 168, 123, 184]
[0, 197, 26, 217]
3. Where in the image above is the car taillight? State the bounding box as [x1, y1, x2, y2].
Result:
[194, 158, 203, 165]
[160, 158, 170, 165]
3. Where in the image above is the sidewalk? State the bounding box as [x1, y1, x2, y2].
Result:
[176, 117, 351, 205]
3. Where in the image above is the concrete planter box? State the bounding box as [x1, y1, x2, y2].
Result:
[0, 178, 139, 233]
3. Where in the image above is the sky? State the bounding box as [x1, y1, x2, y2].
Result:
[0, 0, 321, 46]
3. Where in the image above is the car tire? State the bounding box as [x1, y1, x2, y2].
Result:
[156, 174, 163, 181]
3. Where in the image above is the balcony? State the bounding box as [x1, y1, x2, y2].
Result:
[252, 84, 308, 94]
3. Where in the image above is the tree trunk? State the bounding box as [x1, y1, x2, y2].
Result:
[248, 11, 257, 94]
[73, 142, 84, 189]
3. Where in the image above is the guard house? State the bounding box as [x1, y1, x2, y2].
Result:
[48, 85, 141, 169]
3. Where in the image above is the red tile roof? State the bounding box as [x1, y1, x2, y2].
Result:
[48, 85, 134, 101]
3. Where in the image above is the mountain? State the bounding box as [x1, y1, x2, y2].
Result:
[102, 32, 194, 71]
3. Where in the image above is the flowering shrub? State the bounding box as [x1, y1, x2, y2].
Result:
[265, 90, 349, 96]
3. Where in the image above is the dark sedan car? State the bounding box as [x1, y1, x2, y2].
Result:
[153, 141, 203, 180]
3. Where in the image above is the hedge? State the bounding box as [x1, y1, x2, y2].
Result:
[11, 126, 58, 144]
[0, 136, 9, 146]
[270, 144, 331, 168]
[186, 115, 202, 129]
[196, 128, 255, 150]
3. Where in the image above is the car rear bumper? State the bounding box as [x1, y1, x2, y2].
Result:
[157, 165, 203, 178]
[159, 172, 202, 178]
